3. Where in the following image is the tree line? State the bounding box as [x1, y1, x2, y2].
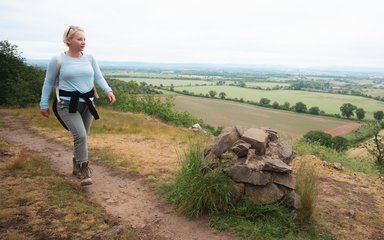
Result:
[169, 86, 384, 121]
[0, 40, 45, 107]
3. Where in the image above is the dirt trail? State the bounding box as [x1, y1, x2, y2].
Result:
[0, 112, 239, 240]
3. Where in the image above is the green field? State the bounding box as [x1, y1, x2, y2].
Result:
[173, 85, 384, 119]
[240, 82, 290, 88]
[363, 88, 384, 98]
[173, 95, 358, 139]
[117, 77, 214, 87]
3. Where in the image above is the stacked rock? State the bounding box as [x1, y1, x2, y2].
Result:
[203, 126, 301, 209]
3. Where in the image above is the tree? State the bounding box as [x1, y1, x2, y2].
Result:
[0, 40, 44, 107]
[340, 103, 357, 118]
[308, 106, 320, 115]
[364, 121, 384, 173]
[219, 92, 226, 99]
[272, 101, 279, 109]
[282, 101, 290, 110]
[238, 81, 246, 88]
[374, 110, 384, 121]
[208, 90, 217, 98]
[259, 98, 271, 106]
[294, 102, 307, 113]
[355, 108, 365, 121]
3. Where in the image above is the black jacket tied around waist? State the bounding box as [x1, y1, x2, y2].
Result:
[58, 88, 100, 120]
[52, 88, 100, 131]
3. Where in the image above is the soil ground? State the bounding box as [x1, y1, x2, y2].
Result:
[0, 112, 239, 240]
[1, 111, 384, 240]
[324, 122, 362, 136]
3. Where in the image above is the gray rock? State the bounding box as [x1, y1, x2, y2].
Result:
[231, 140, 251, 157]
[245, 149, 256, 163]
[245, 183, 284, 205]
[245, 152, 264, 171]
[226, 164, 271, 185]
[248, 171, 271, 186]
[333, 162, 343, 170]
[191, 123, 202, 132]
[263, 128, 279, 142]
[284, 191, 302, 209]
[211, 126, 240, 157]
[278, 143, 296, 164]
[245, 159, 265, 172]
[226, 164, 251, 182]
[241, 128, 269, 155]
[262, 156, 292, 173]
[272, 173, 296, 189]
[235, 125, 248, 137]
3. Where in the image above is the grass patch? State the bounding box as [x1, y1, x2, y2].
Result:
[209, 200, 336, 240]
[210, 200, 295, 239]
[294, 139, 378, 175]
[165, 140, 233, 218]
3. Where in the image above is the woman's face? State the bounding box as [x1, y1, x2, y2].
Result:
[68, 30, 86, 52]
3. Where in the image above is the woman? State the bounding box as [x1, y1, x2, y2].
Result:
[40, 25, 116, 186]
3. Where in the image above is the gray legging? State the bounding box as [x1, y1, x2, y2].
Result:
[57, 100, 94, 164]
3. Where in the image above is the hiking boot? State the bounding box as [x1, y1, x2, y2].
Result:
[79, 161, 93, 186]
[72, 157, 80, 178]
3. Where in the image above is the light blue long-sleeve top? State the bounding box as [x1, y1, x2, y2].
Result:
[39, 52, 112, 109]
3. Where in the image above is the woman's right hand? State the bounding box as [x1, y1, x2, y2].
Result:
[40, 108, 50, 118]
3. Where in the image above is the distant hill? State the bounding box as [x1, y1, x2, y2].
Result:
[26, 58, 384, 76]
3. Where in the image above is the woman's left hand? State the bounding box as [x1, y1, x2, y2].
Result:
[107, 91, 116, 104]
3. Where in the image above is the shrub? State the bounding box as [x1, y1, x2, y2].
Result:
[303, 130, 332, 147]
[331, 136, 349, 151]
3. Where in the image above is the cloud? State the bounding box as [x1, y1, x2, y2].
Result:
[1, 0, 384, 67]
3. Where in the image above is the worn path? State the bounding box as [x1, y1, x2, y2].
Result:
[0, 112, 238, 240]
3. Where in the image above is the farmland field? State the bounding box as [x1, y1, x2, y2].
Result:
[173, 95, 359, 139]
[173, 85, 384, 119]
[117, 77, 214, 86]
[239, 82, 290, 88]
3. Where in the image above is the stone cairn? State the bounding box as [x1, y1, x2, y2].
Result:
[202, 125, 301, 209]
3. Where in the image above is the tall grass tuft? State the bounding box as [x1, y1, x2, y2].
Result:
[165, 140, 233, 218]
[295, 159, 319, 226]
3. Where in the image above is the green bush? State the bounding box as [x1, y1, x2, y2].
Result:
[303, 130, 333, 147]
[330, 136, 349, 151]
[165, 140, 233, 218]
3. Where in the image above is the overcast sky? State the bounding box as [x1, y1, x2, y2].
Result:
[1, 0, 383, 68]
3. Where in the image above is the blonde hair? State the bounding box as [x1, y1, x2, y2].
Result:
[62, 25, 84, 46]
